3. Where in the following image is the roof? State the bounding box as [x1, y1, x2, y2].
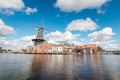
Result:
[83, 44, 97, 48]
[74, 46, 83, 49]
[74, 44, 97, 49]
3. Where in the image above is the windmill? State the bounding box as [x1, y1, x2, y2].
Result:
[32, 21, 49, 46]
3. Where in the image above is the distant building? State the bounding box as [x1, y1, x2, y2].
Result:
[27, 46, 33, 53]
[50, 44, 64, 53]
[83, 44, 97, 54]
[63, 44, 74, 53]
[73, 44, 97, 54]
[83, 44, 97, 49]
[73, 46, 83, 53]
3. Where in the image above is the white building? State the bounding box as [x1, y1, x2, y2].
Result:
[50, 44, 64, 53]
[27, 46, 33, 53]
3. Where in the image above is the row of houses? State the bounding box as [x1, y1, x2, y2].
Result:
[73, 44, 97, 54]
[27, 41, 73, 53]
[26, 41, 97, 54]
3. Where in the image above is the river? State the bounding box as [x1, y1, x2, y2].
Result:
[0, 53, 120, 80]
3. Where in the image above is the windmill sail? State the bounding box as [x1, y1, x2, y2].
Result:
[32, 21, 46, 46]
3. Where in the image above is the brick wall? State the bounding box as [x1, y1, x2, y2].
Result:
[32, 41, 52, 53]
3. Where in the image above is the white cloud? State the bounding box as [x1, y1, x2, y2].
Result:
[0, 37, 19, 49]
[0, 9, 15, 15]
[25, 7, 37, 15]
[0, 0, 25, 10]
[66, 18, 98, 31]
[0, 19, 16, 36]
[21, 35, 36, 41]
[88, 27, 115, 42]
[55, 0, 110, 12]
[0, 35, 35, 50]
[106, 40, 120, 50]
[87, 27, 119, 50]
[0, 0, 37, 15]
[46, 31, 80, 44]
[97, 9, 105, 14]
[0, 0, 24, 15]
[90, 40, 120, 51]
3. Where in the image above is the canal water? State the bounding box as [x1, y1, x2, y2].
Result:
[0, 54, 120, 80]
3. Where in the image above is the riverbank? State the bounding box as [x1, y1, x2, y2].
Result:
[0, 52, 120, 55]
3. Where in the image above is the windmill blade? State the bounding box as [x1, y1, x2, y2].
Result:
[41, 20, 44, 28]
[29, 21, 51, 32]
[43, 28, 51, 32]
[30, 24, 40, 28]
[33, 27, 38, 31]
[29, 24, 41, 31]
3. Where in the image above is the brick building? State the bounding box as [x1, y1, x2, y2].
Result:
[73, 44, 97, 54]
[32, 41, 52, 53]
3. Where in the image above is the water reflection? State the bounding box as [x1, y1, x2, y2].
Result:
[30, 54, 50, 80]
[0, 54, 32, 80]
[29, 54, 120, 80]
[0, 54, 120, 80]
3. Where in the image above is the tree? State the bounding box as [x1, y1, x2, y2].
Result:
[21, 48, 27, 53]
[97, 46, 104, 52]
[0, 47, 3, 53]
[8, 49, 13, 52]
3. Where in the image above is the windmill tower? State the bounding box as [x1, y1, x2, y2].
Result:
[32, 21, 47, 46]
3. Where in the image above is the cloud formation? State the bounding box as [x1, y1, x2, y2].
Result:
[55, 0, 110, 12]
[66, 18, 98, 31]
[0, 0, 24, 10]
[97, 9, 106, 14]
[0, 35, 36, 50]
[88, 27, 115, 42]
[0, 19, 16, 36]
[46, 31, 80, 44]
[25, 7, 37, 15]
[0, 0, 37, 15]
[21, 35, 36, 42]
[105, 40, 120, 50]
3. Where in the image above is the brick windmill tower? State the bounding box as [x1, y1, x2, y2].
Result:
[32, 21, 46, 46]
[32, 27, 44, 46]
[32, 21, 52, 53]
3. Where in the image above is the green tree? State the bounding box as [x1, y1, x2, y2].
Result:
[21, 48, 27, 53]
[0, 47, 3, 53]
[8, 49, 13, 52]
[97, 46, 104, 52]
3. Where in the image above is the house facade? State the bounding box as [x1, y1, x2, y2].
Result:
[73, 44, 97, 54]
[32, 41, 52, 53]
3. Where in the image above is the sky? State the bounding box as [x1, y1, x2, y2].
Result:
[0, 0, 120, 50]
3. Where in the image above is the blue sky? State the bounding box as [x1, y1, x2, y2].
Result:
[0, 0, 120, 50]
